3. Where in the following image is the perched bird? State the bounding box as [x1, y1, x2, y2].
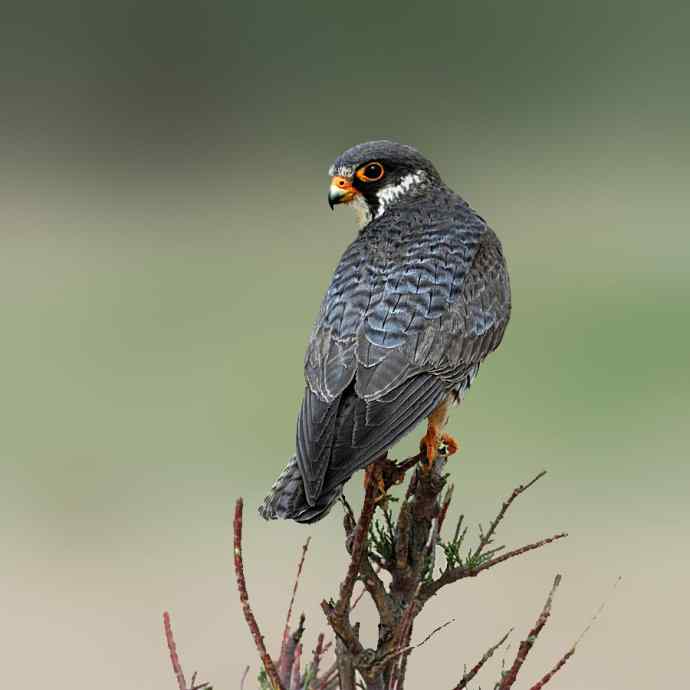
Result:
[259, 140, 511, 523]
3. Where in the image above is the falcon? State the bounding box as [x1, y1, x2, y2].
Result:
[259, 140, 511, 523]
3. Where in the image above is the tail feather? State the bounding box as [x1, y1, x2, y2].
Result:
[260, 374, 448, 524]
[258, 455, 343, 524]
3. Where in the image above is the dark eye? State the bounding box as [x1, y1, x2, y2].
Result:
[356, 161, 385, 182]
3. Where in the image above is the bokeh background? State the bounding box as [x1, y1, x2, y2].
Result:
[2, 1, 689, 688]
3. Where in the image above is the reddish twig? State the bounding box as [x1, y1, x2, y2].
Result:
[162, 613, 211, 690]
[392, 623, 414, 690]
[278, 539, 311, 679]
[290, 642, 303, 690]
[471, 533, 567, 577]
[381, 618, 454, 687]
[321, 465, 379, 656]
[475, 471, 546, 557]
[279, 614, 306, 687]
[437, 483, 455, 534]
[350, 563, 382, 612]
[389, 584, 420, 684]
[285, 538, 311, 634]
[422, 532, 567, 602]
[527, 574, 622, 689]
[233, 498, 285, 690]
[404, 618, 454, 654]
[451, 628, 512, 690]
[163, 611, 186, 690]
[497, 574, 562, 690]
[311, 632, 327, 679]
[339, 465, 381, 610]
[350, 583, 368, 612]
[528, 647, 576, 690]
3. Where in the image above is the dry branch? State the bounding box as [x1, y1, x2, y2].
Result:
[497, 574, 562, 690]
[421, 532, 568, 602]
[525, 574, 622, 689]
[316, 455, 568, 689]
[475, 471, 546, 557]
[233, 498, 285, 690]
[528, 647, 576, 690]
[162, 612, 210, 690]
[163, 448, 610, 690]
[320, 462, 381, 660]
[285, 538, 311, 634]
[230, 499, 337, 690]
[451, 628, 512, 690]
[163, 611, 187, 690]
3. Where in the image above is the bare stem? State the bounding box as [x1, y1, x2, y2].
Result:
[422, 532, 567, 602]
[163, 611, 187, 690]
[497, 574, 562, 690]
[475, 471, 546, 558]
[233, 498, 285, 690]
[451, 628, 512, 690]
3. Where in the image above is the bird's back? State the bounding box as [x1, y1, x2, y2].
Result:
[261, 189, 509, 522]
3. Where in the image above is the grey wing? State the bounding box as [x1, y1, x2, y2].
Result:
[266, 227, 509, 516]
[355, 224, 510, 401]
[423, 227, 511, 388]
[303, 237, 368, 403]
[296, 373, 447, 504]
[299, 210, 474, 500]
[298, 211, 509, 505]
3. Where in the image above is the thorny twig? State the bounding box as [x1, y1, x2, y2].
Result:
[526, 575, 622, 690]
[387, 618, 455, 663]
[285, 538, 311, 635]
[233, 498, 285, 690]
[421, 532, 568, 602]
[497, 574, 562, 690]
[475, 471, 546, 558]
[231, 498, 338, 690]
[351, 564, 382, 612]
[278, 536, 311, 686]
[320, 461, 381, 658]
[162, 612, 210, 690]
[451, 628, 512, 690]
[528, 648, 576, 690]
[163, 611, 187, 690]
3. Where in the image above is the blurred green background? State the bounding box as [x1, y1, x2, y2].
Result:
[2, 1, 688, 688]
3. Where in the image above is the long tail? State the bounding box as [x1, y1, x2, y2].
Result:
[258, 455, 344, 524]
[260, 374, 448, 524]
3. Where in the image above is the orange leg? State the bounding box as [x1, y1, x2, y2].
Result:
[420, 397, 460, 469]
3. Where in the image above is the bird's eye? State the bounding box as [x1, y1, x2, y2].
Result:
[356, 162, 385, 182]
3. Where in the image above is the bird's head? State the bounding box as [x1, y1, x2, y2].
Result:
[327, 140, 441, 226]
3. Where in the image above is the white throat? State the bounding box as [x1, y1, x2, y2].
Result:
[351, 194, 372, 228]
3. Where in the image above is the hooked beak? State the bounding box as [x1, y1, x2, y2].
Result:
[328, 175, 358, 210]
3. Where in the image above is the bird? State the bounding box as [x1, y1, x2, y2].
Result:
[259, 140, 511, 523]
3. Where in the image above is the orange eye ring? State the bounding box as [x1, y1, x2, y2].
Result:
[356, 161, 385, 182]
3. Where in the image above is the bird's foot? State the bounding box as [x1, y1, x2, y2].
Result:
[420, 431, 459, 471]
[438, 433, 459, 457]
[420, 430, 439, 471]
